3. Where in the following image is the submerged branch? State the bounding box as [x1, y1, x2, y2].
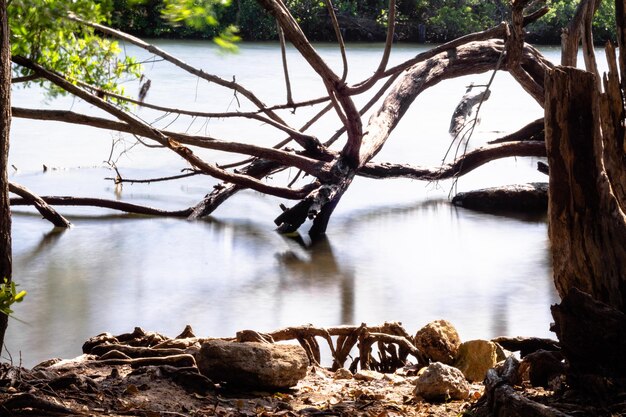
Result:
[10, 196, 193, 217]
[8, 182, 71, 227]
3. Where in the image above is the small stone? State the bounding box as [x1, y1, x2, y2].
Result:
[414, 320, 461, 365]
[333, 368, 353, 380]
[354, 370, 384, 381]
[454, 339, 499, 382]
[495, 343, 509, 362]
[196, 340, 308, 390]
[414, 362, 470, 402]
[383, 373, 405, 385]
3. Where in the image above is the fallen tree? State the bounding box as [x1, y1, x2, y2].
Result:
[8, 0, 552, 237]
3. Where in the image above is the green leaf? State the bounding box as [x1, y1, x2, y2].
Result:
[0, 278, 27, 317]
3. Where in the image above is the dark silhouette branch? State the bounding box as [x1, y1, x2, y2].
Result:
[11, 107, 333, 181]
[10, 196, 193, 217]
[359, 141, 546, 181]
[8, 182, 71, 227]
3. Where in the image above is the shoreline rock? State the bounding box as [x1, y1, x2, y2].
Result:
[196, 340, 309, 390]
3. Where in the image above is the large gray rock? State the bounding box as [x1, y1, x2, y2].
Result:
[414, 362, 470, 402]
[414, 320, 461, 365]
[196, 340, 308, 390]
[454, 339, 500, 382]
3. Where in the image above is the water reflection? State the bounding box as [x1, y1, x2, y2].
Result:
[6, 189, 558, 367]
[277, 235, 355, 324]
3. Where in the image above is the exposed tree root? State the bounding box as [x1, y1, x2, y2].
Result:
[492, 336, 560, 358]
[1, 392, 83, 415]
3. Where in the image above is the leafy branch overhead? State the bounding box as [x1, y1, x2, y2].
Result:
[8, 0, 142, 98]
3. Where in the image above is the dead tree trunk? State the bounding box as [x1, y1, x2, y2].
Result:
[545, 66, 626, 310]
[545, 61, 626, 389]
[0, 0, 12, 351]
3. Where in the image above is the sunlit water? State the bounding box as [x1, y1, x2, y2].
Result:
[5, 42, 577, 367]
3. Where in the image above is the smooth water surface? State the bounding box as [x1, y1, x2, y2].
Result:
[6, 42, 565, 367]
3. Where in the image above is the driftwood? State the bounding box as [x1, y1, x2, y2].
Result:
[451, 182, 548, 212]
[90, 343, 187, 358]
[95, 354, 197, 368]
[449, 83, 491, 138]
[476, 357, 573, 417]
[492, 336, 560, 358]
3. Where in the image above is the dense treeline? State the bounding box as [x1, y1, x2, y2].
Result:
[108, 0, 616, 44]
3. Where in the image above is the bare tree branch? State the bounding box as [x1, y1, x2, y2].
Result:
[323, 0, 349, 83]
[8, 182, 71, 227]
[11, 74, 39, 83]
[65, 13, 288, 127]
[344, 0, 396, 95]
[11, 107, 333, 180]
[8, 0, 559, 238]
[359, 141, 546, 181]
[11, 56, 323, 200]
[489, 118, 544, 144]
[256, 0, 363, 166]
[10, 195, 192, 217]
[277, 23, 294, 106]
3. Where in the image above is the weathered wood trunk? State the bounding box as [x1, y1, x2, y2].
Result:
[545, 66, 626, 311]
[0, 0, 12, 348]
[544, 60, 626, 388]
[551, 289, 626, 393]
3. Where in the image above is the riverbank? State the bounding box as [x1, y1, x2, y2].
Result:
[0, 355, 480, 416]
[0, 323, 621, 416]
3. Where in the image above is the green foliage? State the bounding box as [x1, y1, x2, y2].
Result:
[161, 0, 229, 28]
[9, 0, 142, 98]
[0, 279, 26, 317]
[110, 0, 172, 37]
[233, 0, 277, 40]
[526, 0, 616, 44]
[422, 0, 506, 42]
[111, 0, 239, 48]
[105, 0, 616, 43]
[108, 0, 396, 41]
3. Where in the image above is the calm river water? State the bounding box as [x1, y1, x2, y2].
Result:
[6, 41, 571, 367]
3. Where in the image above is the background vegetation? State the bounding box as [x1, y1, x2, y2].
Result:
[106, 0, 617, 44]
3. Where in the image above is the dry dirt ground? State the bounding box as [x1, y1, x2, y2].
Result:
[0, 356, 485, 416]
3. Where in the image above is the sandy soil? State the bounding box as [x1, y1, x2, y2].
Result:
[0, 355, 485, 416]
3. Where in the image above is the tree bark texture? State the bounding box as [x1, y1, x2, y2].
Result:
[545, 66, 626, 311]
[551, 288, 626, 392]
[0, 0, 12, 349]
